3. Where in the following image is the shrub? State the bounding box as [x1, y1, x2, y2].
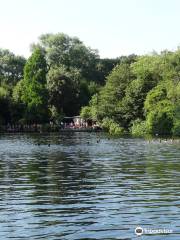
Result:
[101, 117, 114, 130]
[109, 122, 125, 135]
[101, 117, 125, 135]
[80, 106, 92, 120]
[146, 106, 174, 135]
[131, 119, 149, 136]
[172, 120, 180, 136]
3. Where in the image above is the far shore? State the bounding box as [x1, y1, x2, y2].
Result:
[0, 124, 102, 134]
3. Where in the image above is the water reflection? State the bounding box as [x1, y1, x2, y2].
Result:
[0, 133, 179, 239]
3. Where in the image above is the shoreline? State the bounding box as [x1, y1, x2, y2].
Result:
[0, 127, 103, 134]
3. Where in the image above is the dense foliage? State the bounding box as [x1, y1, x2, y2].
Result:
[0, 33, 179, 136]
[0, 33, 120, 125]
[81, 51, 180, 136]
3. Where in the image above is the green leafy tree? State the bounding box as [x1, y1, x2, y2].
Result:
[97, 63, 134, 120]
[80, 106, 92, 120]
[21, 48, 49, 123]
[144, 81, 178, 135]
[146, 101, 174, 135]
[172, 105, 180, 136]
[47, 66, 80, 117]
[34, 33, 99, 82]
[0, 49, 26, 86]
[80, 94, 99, 121]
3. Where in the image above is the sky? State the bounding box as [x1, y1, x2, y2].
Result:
[1, 0, 180, 58]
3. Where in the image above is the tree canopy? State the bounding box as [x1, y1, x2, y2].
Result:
[0, 32, 179, 136]
[0, 49, 26, 86]
[15, 48, 49, 123]
[81, 50, 180, 136]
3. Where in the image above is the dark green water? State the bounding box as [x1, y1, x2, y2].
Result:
[0, 133, 179, 240]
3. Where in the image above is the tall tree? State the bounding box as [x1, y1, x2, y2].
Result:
[0, 49, 26, 86]
[47, 66, 80, 117]
[33, 33, 100, 82]
[21, 48, 49, 123]
[97, 63, 134, 121]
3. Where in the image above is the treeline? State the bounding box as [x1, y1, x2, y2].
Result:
[0, 33, 127, 125]
[0, 33, 179, 136]
[81, 50, 180, 136]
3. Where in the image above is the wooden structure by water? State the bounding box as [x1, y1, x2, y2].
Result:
[0, 116, 101, 133]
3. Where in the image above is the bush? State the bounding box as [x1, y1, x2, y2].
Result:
[109, 122, 125, 135]
[101, 117, 114, 130]
[146, 106, 174, 135]
[131, 119, 149, 136]
[101, 117, 125, 135]
[172, 120, 180, 136]
[80, 106, 92, 120]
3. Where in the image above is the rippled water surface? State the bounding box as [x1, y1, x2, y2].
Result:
[0, 133, 180, 240]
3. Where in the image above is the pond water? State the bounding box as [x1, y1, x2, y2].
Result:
[0, 133, 180, 240]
